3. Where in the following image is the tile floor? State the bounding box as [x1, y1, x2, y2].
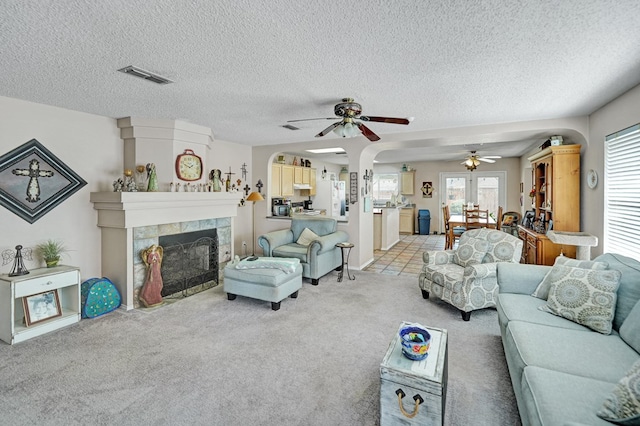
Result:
[363, 234, 447, 278]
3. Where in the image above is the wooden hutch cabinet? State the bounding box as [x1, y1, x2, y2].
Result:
[518, 144, 581, 265]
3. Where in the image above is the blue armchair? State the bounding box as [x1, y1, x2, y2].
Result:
[258, 217, 349, 285]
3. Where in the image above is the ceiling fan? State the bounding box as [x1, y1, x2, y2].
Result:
[461, 151, 502, 171]
[287, 98, 411, 142]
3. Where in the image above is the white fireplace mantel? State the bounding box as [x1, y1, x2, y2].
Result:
[90, 191, 243, 228]
[90, 191, 243, 310]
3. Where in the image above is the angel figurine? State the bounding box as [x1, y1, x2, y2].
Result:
[146, 163, 158, 192]
[140, 244, 164, 307]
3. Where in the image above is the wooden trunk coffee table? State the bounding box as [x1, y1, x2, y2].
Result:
[380, 323, 448, 425]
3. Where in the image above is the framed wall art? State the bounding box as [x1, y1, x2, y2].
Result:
[421, 181, 433, 198]
[0, 139, 87, 223]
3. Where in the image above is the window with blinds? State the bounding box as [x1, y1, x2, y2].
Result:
[604, 123, 640, 260]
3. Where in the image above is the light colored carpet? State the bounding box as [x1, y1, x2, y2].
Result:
[0, 270, 521, 425]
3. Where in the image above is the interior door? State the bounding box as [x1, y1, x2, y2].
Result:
[440, 172, 506, 232]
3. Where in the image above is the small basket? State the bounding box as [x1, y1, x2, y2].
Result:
[399, 323, 431, 361]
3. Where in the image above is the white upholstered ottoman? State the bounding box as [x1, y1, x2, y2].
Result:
[223, 257, 302, 311]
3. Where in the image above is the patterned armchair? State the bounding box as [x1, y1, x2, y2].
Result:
[418, 228, 522, 321]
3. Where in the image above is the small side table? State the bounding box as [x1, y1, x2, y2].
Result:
[336, 242, 355, 282]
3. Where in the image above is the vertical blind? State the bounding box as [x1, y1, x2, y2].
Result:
[604, 123, 640, 260]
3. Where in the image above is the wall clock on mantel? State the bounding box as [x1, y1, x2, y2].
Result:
[175, 149, 203, 181]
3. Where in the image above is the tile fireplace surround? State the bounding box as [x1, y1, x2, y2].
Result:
[90, 191, 242, 310]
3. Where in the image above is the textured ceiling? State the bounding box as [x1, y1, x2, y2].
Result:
[2, 0, 640, 163]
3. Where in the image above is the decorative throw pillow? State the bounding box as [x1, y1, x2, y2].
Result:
[296, 228, 319, 246]
[597, 359, 640, 425]
[538, 265, 621, 334]
[453, 236, 490, 268]
[531, 257, 609, 300]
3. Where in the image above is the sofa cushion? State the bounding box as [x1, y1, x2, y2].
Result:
[290, 217, 337, 241]
[504, 321, 639, 384]
[296, 227, 319, 246]
[620, 301, 640, 354]
[424, 263, 464, 292]
[532, 257, 609, 300]
[454, 235, 489, 267]
[538, 266, 621, 334]
[595, 253, 640, 331]
[273, 244, 308, 263]
[497, 294, 591, 337]
[522, 366, 618, 426]
[597, 359, 640, 425]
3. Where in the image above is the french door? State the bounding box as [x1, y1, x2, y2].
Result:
[439, 172, 506, 232]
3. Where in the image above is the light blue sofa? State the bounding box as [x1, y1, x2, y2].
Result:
[258, 217, 349, 285]
[496, 253, 640, 426]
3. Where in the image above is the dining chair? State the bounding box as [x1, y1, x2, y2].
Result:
[442, 205, 465, 249]
[465, 208, 489, 230]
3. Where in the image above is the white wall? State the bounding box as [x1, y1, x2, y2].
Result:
[584, 83, 640, 257]
[0, 96, 253, 279]
[0, 96, 121, 277]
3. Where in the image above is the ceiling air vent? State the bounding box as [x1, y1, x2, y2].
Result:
[281, 124, 300, 131]
[117, 66, 173, 85]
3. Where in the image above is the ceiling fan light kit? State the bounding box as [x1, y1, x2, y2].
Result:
[290, 97, 410, 142]
[461, 151, 501, 171]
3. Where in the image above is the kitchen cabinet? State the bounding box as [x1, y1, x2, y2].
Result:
[293, 166, 311, 185]
[281, 165, 294, 197]
[400, 171, 415, 195]
[0, 265, 81, 345]
[399, 207, 415, 234]
[271, 164, 294, 197]
[374, 213, 382, 250]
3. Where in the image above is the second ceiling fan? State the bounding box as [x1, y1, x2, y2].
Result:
[287, 98, 411, 142]
[461, 151, 502, 171]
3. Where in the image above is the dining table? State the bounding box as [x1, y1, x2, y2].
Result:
[449, 214, 497, 229]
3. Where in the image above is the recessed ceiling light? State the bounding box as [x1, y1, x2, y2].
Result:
[117, 65, 173, 85]
[306, 148, 346, 154]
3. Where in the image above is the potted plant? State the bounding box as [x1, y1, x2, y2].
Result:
[36, 239, 68, 268]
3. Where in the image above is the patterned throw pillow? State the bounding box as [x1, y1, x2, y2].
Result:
[597, 359, 640, 425]
[538, 265, 621, 334]
[453, 236, 490, 268]
[532, 257, 610, 300]
[296, 227, 319, 246]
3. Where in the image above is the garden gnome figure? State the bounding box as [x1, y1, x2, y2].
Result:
[140, 244, 164, 307]
[146, 163, 159, 192]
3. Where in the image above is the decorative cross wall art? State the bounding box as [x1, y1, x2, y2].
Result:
[421, 181, 433, 198]
[0, 139, 87, 223]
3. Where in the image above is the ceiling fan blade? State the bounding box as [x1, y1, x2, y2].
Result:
[287, 117, 335, 123]
[481, 155, 502, 159]
[357, 123, 381, 142]
[478, 158, 496, 163]
[315, 122, 342, 137]
[360, 115, 410, 125]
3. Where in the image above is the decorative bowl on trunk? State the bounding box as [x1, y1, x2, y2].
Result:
[399, 323, 431, 361]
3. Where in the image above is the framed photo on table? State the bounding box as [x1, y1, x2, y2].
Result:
[23, 290, 62, 326]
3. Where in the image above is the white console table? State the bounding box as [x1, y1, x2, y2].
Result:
[0, 265, 81, 345]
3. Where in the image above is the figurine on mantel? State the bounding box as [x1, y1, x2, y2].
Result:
[210, 169, 223, 192]
[146, 163, 158, 192]
[140, 244, 164, 308]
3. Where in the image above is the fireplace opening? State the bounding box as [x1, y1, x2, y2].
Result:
[158, 229, 219, 298]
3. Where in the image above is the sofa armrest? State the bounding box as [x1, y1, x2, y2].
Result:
[257, 229, 294, 256]
[422, 250, 455, 265]
[497, 263, 551, 294]
[308, 230, 349, 256]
